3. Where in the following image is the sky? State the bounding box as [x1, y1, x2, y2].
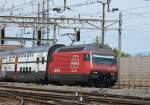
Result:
[0, 0, 150, 54]
[111, 0, 150, 54]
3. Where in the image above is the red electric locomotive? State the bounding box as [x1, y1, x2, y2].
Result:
[47, 44, 118, 87]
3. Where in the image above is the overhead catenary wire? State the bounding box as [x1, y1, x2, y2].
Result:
[2, 1, 149, 29]
[11, 0, 101, 17]
[119, 5, 150, 11]
[123, 29, 150, 33]
[0, 0, 99, 12]
[0, 1, 38, 12]
[0, 0, 100, 16]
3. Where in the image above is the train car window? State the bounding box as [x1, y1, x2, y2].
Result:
[20, 67, 22, 72]
[27, 54, 29, 57]
[26, 67, 28, 72]
[29, 67, 31, 72]
[37, 57, 39, 64]
[24, 54, 26, 57]
[23, 67, 25, 72]
[42, 57, 44, 64]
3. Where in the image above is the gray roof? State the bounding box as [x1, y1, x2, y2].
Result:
[56, 44, 113, 55]
[0, 44, 114, 57]
[0, 45, 51, 57]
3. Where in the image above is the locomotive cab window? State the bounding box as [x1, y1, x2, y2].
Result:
[92, 54, 115, 64]
[114, 57, 117, 64]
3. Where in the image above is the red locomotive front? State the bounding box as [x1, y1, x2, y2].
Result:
[47, 44, 118, 87]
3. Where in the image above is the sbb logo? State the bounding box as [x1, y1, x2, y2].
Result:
[70, 55, 79, 72]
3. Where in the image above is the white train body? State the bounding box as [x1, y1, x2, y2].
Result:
[0, 46, 50, 82]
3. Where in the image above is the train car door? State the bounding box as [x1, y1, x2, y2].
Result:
[13, 56, 18, 81]
[36, 53, 41, 72]
[36, 53, 43, 81]
[5, 56, 11, 81]
[38, 52, 46, 81]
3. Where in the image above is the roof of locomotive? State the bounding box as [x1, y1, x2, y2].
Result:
[55, 44, 114, 55]
[0, 44, 114, 57]
[0, 45, 51, 57]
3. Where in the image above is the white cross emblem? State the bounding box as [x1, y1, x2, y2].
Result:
[70, 55, 79, 72]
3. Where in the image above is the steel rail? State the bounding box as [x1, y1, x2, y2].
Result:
[0, 85, 150, 105]
[0, 91, 23, 105]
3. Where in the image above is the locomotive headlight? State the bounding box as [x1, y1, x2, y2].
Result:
[111, 73, 116, 76]
[93, 72, 98, 74]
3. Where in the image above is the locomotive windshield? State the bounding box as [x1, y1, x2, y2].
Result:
[92, 54, 116, 64]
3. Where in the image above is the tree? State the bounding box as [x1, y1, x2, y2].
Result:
[113, 48, 118, 57]
[93, 37, 130, 57]
[113, 48, 130, 57]
[93, 36, 102, 44]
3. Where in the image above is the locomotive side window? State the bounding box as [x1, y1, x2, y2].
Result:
[42, 57, 44, 64]
[37, 57, 39, 64]
[84, 54, 91, 61]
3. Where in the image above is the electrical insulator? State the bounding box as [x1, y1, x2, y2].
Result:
[1, 28, 5, 45]
[37, 30, 41, 45]
[76, 30, 80, 41]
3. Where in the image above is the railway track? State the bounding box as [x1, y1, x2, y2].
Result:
[0, 90, 23, 105]
[0, 84, 150, 105]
